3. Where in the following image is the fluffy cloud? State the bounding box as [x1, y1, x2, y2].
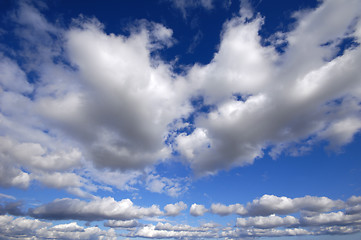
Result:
[131, 223, 218, 239]
[2, 194, 361, 238]
[1, 0, 361, 203]
[236, 214, 299, 229]
[209, 194, 344, 217]
[30, 197, 163, 221]
[164, 201, 187, 216]
[0, 215, 116, 240]
[175, 0, 361, 174]
[244, 194, 344, 216]
[62, 19, 191, 171]
[221, 227, 312, 238]
[190, 203, 208, 216]
[210, 203, 246, 216]
[300, 211, 361, 226]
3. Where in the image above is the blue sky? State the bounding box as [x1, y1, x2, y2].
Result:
[1, 0, 361, 239]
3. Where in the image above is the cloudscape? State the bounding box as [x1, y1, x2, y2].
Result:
[1, 0, 361, 239]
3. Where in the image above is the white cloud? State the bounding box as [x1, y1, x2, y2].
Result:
[30, 197, 163, 221]
[38, 222, 117, 240]
[245, 194, 344, 216]
[300, 211, 361, 226]
[164, 201, 187, 216]
[236, 214, 299, 229]
[175, 0, 361, 175]
[221, 227, 311, 238]
[61, 18, 191, 171]
[1, 0, 361, 199]
[146, 174, 189, 197]
[0, 193, 16, 200]
[0, 55, 33, 93]
[190, 203, 208, 216]
[131, 223, 217, 238]
[210, 203, 246, 216]
[0, 215, 51, 239]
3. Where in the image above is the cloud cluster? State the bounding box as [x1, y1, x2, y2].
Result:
[190, 194, 361, 238]
[175, 0, 361, 174]
[0, 215, 116, 240]
[30, 197, 163, 221]
[0, 1, 191, 196]
[130, 222, 218, 239]
[1, 193, 361, 239]
[0, 0, 360, 199]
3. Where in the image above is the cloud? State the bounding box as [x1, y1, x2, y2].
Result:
[0, 201, 25, 216]
[175, 0, 361, 175]
[30, 197, 163, 221]
[190, 203, 208, 216]
[61, 17, 191, 171]
[2, 194, 361, 238]
[210, 203, 246, 216]
[131, 223, 218, 239]
[146, 174, 189, 197]
[244, 194, 345, 216]
[300, 211, 361, 227]
[164, 201, 187, 216]
[169, 0, 214, 19]
[0, 193, 16, 200]
[0, 215, 116, 240]
[236, 214, 299, 229]
[210, 194, 345, 217]
[221, 227, 312, 238]
[1, 0, 361, 198]
[104, 219, 139, 228]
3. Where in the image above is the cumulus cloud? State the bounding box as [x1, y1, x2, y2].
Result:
[0, 215, 116, 240]
[300, 211, 361, 227]
[190, 203, 208, 216]
[30, 197, 163, 221]
[131, 223, 218, 239]
[104, 219, 139, 228]
[1, 0, 191, 197]
[210, 203, 246, 216]
[63, 19, 191, 171]
[209, 194, 344, 217]
[244, 194, 345, 216]
[1, 0, 361, 200]
[164, 201, 187, 216]
[2, 194, 361, 238]
[175, 0, 361, 175]
[221, 227, 312, 238]
[236, 214, 299, 229]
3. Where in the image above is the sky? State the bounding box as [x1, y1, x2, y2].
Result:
[0, 0, 361, 239]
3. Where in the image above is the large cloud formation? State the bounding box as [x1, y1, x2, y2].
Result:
[0, 0, 360, 196]
[176, 0, 361, 174]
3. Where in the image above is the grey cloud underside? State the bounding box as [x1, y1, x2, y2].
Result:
[2, 194, 361, 239]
